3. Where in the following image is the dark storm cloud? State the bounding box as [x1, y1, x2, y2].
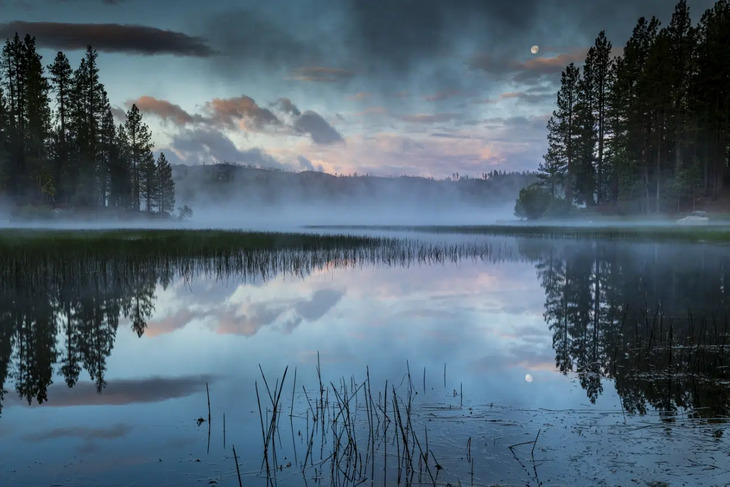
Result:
[0, 21, 214, 56]
[293, 111, 344, 145]
[203, 7, 317, 68]
[344, 0, 540, 71]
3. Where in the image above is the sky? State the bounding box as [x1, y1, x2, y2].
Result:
[0, 0, 719, 178]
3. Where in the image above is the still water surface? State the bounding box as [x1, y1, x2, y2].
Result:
[0, 233, 728, 486]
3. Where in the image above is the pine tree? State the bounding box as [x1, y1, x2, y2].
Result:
[585, 31, 613, 204]
[695, 0, 730, 198]
[642, 30, 673, 213]
[574, 60, 596, 206]
[108, 123, 132, 209]
[124, 104, 153, 211]
[139, 150, 157, 212]
[608, 16, 660, 212]
[1, 34, 27, 197]
[155, 152, 175, 214]
[0, 87, 8, 192]
[545, 63, 581, 205]
[48, 51, 73, 204]
[537, 147, 563, 198]
[22, 35, 52, 203]
[97, 104, 115, 207]
[69, 46, 106, 206]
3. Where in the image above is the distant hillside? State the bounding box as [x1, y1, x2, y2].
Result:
[172, 164, 536, 210]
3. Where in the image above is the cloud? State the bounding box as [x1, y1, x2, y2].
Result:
[297, 155, 324, 172]
[424, 90, 473, 102]
[293, 111, 344, 145]
[110, 106, 127, 123]
[295, 289, 344, 321]
[481, 90, 556, 105]
[344, 0, 540, 71]
[127, 96, 198, 125]
[288, 66, 355, 83]
[470, 50, 588, 84]
[273, 98, 301, 117]
[394, 113, 458, 124]
[5, 375, 213, 408]
[170, 128, 286, 168]
[203, 8, 317, 71]
[347, 92, 372, 101]
[0, 21, 215, 56]
[24, 424, 132, 442]
[215, 287, 344, 336]
[132, 93, 344, 151]
[204, 95, 281, 131]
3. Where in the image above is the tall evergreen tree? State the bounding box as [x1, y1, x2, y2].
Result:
[155, 152, 175, 214]
[139, 151, 156, 212]
[574, 61, 596, 206]
[69, 46, 106, 206]
[22, 35, 52, 203]
[108, 123, 132, 209]
[544, 63, 581, 205]
[48, 51, 73, 204]
[585, 32, 613, 204]
[0, 87, 8, 191]
[695, 0, 730, 198]
[607, 17, 660, 212]
[124, 104, 153, 211]
[1, 34, 28, 197]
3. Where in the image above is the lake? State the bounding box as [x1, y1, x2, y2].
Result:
[0, 229, 728, 486]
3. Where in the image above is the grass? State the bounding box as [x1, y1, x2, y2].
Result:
[305, 223, 730, 243]
[0, 228, 388, 255]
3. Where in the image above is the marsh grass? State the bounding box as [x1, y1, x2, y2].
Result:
[306, 223, 730, 243]
[254, 358, 467, 487]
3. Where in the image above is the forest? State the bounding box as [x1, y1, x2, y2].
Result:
[0, 35, 175, 215]
[517, 0, 730, 219]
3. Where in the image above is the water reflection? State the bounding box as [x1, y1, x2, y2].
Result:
[0, 235, 729, 423]
[0, 236, 519, 415]
[527, 240, 730, 420]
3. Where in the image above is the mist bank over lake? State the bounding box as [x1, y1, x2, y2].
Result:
[171, 163, 535, 226]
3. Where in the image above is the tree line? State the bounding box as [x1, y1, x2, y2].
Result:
[0, 34, 175, 213]
[519, 0, 730, 218]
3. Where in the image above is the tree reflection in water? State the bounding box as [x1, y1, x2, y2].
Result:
[1, 231, 729, 424]
[525, 239, 730, 421]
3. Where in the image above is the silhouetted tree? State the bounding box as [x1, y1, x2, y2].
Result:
[156, 151, 175, 214]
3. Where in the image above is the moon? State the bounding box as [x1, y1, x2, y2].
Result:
[530, 45, 539, 55]
[525, 374, 534, 383]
